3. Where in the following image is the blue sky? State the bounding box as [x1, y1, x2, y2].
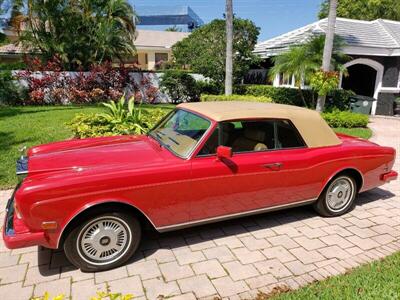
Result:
[131, 0, 323, 42]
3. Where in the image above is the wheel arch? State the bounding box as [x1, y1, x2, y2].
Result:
[319, 167, 364, 198]
[57, 200, 156, 249]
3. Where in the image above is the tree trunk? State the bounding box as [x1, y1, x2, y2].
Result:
[316, 0, 337, 112]
[297, 85, 308, 108]
[225, 0, 233, 96]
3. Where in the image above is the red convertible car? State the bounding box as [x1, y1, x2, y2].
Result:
[3, 102, 397, 271]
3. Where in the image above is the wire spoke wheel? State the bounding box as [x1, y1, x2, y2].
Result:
[77, 216, 132, 265]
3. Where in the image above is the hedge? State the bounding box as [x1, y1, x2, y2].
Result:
[201, 94, 272, 103]
[234, 84, 355, 110]
[322, 110, 369, 128]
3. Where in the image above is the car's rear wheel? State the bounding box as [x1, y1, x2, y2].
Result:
[64, 212, 141, 272]
[314, 174, 357, 217]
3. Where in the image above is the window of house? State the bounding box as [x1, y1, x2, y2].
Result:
[198, 120, 305, 156]
[279, 73, 294, 86]
[155, 53, 169, 63]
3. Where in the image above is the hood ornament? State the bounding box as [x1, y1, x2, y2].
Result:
[19, 146, 27, 159]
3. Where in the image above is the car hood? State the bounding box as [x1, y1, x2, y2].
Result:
[27, 135, 164, 176]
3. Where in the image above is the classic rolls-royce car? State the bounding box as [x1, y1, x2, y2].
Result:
[3, 102, 397, 271]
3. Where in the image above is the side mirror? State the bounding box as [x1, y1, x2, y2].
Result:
[216, 146, 232, 160]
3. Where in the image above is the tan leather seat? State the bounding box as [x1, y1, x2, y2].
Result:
[232, 128, 268, 152]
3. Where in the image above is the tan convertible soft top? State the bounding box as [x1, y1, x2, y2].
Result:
[178, 101, 341, 148]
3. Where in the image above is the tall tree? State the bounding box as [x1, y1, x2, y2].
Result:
[316, 0, 337, 112]
[225, 0, 233, 96]
[17, 0, 137, 70]
[319, 0, 400, 21]
[173, 18, 259, 86]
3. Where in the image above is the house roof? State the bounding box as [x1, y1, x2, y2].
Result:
[0, 30, 189, 56]
[134, 30, 189, 49]
[178, 101, 341, 148]
[254, 18, 400, 58]
[0, 43, 28, 55]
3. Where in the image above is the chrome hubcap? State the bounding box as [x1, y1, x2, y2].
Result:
[78, 217, 130, 264]
[326, 177, 354, 212]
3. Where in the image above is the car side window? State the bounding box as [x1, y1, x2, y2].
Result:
[223, 120, 276, 153]
[197, 119, 305, 156]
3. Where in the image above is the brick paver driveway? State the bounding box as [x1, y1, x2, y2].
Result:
[0, 117, 399, 300]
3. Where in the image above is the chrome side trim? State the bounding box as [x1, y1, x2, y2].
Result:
[156, 198, 317, 233]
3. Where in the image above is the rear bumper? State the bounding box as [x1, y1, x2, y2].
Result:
[3, 196, 47, 249]
[381, 170, 398, 182]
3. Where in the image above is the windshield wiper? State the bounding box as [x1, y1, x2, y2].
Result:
[168, 137, 180, 145]
[148, 131, 173, 150]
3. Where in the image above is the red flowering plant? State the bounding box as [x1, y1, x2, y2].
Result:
[17, 56, 161, 104]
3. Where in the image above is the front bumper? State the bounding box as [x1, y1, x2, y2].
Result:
[3, 193, 46, 249]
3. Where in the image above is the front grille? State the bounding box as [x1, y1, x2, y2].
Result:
[16, 156, 28, 181]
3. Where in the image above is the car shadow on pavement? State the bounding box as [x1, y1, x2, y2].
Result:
[37, 187, 396, 276]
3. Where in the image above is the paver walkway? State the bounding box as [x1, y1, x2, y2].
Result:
[0, 117, 399, 300]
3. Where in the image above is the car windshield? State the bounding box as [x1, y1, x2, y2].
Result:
[149, 109, 211, 158]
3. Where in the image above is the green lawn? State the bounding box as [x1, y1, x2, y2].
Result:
[0, 105, 371, 189]
[334, 127, 372, 139]
[267, 251, 400, 300]
[0, 104, 173, 189]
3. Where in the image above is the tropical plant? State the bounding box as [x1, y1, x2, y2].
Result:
[310, 70, 340, 97]
[269, 35, 348, 107]
[172, 18, 260, 85]
[319, 0, 400, 21]
[67, 104, 167, 138]
[18, 0, 137, 70]
[99, 95, 146, 134]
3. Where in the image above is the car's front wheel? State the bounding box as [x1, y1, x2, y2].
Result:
[64, 212, 141, 272]
[314, 174, 357, 217]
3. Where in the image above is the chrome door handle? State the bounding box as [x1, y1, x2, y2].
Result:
[262, 162, 282, 170]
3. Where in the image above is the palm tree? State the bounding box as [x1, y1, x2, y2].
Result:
[270, 45, 317, 107]
[316, 0, 338, 112]
[269, 35, 348, 107]
[19, 0, 137, 69]
[225, 0, 233, 95]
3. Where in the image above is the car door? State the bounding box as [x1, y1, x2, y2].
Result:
[189, 119, 316, 222]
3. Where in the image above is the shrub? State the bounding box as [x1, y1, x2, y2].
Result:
[234, 84, 314, 106]
[159, 70, 199, 103]
[201, 94, 272, 103]
[235, 84, 355, 110]
[0, 70, 26, 105]
[16, 57, 160, 105]
[67, 97, 167, 138]
[322, 110, 369, 128]
[196, 80, 223, 95]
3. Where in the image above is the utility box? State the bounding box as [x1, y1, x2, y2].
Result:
[349, 95, 375, 115]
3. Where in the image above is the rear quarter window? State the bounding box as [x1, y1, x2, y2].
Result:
[275, 120, 305, 149]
